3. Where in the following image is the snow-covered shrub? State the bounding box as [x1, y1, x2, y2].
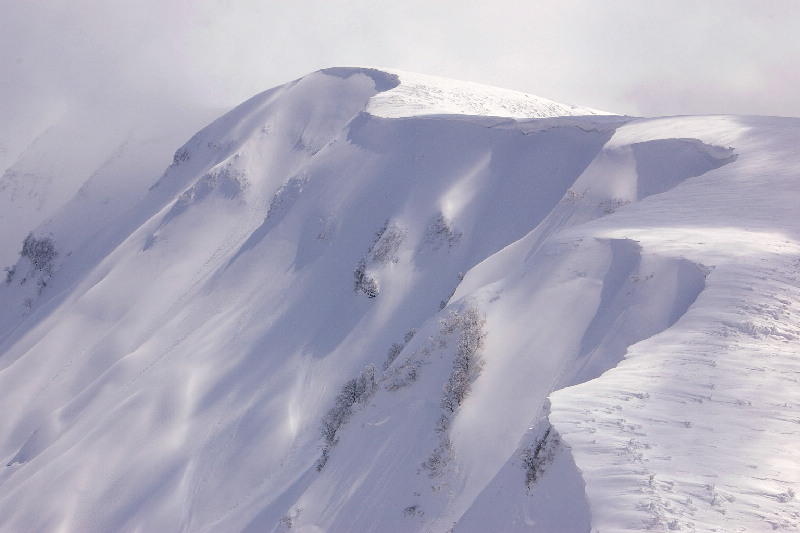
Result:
[599, 198, 630, 214]
[21, 234, 57, 275]
[266, 175, 308, 221]
[370, 222, 405, 264]
[521, 426, 560, 488]
[361, 277, 379, 298]
[561, 188, 586, 203]
[341, 365, 377, 406]
[421, 435, 452, 478]
[353, 259, 379, 298]
[383, 328, 417, 370]
[440, 307, 486, 414]
[423, 213, 462, 251]
[353, 220, 406, 298]
[384, 330, 435, 391]
[403, 504, 423, 517]
[317, 365, 377, 471]
[385, 357, 425, 390]
[172, 147, 190, 165]
[164, 165, 248, 224]
[278, 507, 302, 530]
[4, 265, 14, 284]
[422, 306, 486, 476]
[384, 342, 404, 370]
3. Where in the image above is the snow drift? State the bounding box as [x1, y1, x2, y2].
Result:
[0, 67, 798, 533]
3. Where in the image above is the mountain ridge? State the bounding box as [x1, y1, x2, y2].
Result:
[0, 68, 798, 532]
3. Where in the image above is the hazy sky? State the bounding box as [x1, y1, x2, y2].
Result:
[3, 0, 800, 120]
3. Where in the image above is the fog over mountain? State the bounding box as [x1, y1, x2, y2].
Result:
[2, 4, 800, 533]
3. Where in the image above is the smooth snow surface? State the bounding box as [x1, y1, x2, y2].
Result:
[1, 67, 798, 533]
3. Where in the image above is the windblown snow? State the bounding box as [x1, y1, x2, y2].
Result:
[362, 67, 611, 118]
[0, 67, 798, 533]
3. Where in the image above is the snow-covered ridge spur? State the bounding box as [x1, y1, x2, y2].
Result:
[0, 67, 798, 533]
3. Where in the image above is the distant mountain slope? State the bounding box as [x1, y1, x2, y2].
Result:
[0, 103, 218, 267]
[0, 68, 797, 533]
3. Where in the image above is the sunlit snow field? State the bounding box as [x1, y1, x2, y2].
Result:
[1, 68, 798, 532]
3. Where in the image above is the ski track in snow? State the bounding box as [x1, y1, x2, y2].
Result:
[0, 67, 798, 533]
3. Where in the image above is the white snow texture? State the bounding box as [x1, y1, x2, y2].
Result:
[1, 67, 798, 533]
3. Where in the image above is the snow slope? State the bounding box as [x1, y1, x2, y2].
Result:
[0, 102, 219, 267]
[0, 67, 798, 533]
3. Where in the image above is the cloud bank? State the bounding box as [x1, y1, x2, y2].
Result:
[2, 0, 799, 129]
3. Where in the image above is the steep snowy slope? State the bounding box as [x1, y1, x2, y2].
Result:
[0, 103, 218, 267]
[0, 68, 798, 533]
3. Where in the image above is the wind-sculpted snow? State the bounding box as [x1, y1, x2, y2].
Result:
[548, 116, 800, 533]
[0, 69, 798, 533]
[366, 68, 613, 118]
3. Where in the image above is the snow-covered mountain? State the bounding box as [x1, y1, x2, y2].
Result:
[1, 67, 798, 533]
